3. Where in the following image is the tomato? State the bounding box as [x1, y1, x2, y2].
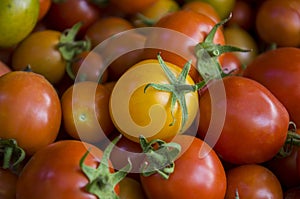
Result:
[16, 139, 123, 199]
[255, 0, 300, 47]
[225, 164, 283, 199]
[109, 58, 199, 143]
[0, 71, 61, 155]
[119, 177, 146, 199]
[109, 0, 158, 14]
[219, 52, 243, 75]
[85, 16, 134, 48]
[0, 0, 39, 48]
[71, 50, 108, 83]
[0, 168, 18, 199]
[143, 10, 225, 81]
[38, 0, 51, 21]
[185, 0, 235, 19]
[11, 30, 66, 84]
[61, 81, 114, 144]
[140, 134, 227, 199]
[243, 47, 300, 128]
[44, 0, 101, 37]
[223, 26, 258, 66]
[226, 0, 255, 31]
[131, 0, 180, 27]
[197, 76, 290, 164]
[182, 1, 221, 23]
[0, 60, 11, 77]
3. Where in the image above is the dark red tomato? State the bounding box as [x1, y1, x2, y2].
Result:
[284, 187, 300, 199]
[0, 168, 18, 199]
[0, 60, 11, 77]
[0, 71, 61, 155]
[143, 10, 225, 82]
[45, 0, 101, 37]
[38, 0, 51, 21]
[16, 140, 118, 199]
[85, 16, 134, 48]
[255, 0, 300, 47]
[109, 0, 158, 14]
[226, 0, 255, 30]
[225, 164, 283, 199]
[140, 134, 227, 199]
[198, 76, 289, 164]
[71, 50, 108, 83]
[243, 47, 300, 128]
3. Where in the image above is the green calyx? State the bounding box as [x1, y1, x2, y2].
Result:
[80, 135, 132, 199]
[277, 122, 300, 158]
[139, 135, 181, 180]
[57, 22, 91, 80]
[144, 54, 198, 131]
[0, 138, 25, 171]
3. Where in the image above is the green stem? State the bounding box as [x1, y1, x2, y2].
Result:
[0, 139, 25, 170]
[139, 135, 181, 179]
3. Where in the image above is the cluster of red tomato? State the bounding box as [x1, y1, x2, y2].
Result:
[1, 0, 300, 198]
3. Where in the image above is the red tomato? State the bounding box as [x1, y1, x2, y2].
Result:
[61, 81, 114, 144]
[16, 140, 120, 198]
[140, 135, 227, 199]
[219, 52, 243, 75]
[44, 0, 101, 37]
[109, 0, 159, 14]
[143, 10, 225, 82]
[38, 0, 51, 21]
[255, 0, 300, 47]
[0, 71, 61, 155]
[225, 164, 283, 199]
[243, 47, 300, 128]
[198, 76, 290, 164]
[0, 169, 18, 199]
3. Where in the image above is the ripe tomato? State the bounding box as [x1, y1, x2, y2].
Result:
[182, 1, 221, 23]
[16, 139, 122, 199]
[109, 0, 158, 14]
[140, 134, 227, 199]
[255, 0, 300, 47]
[0, 60, 11, 77]
[109, 58, 199, 143]
[38, 0, 51, 21]
[198, 76, 290, 164]
[11, 30, 66, 84]
[0, 168, 18, 199]
[225, 164, 283, 199]
[61, 81, 114, 144]
[143, 10, 225, 81]
[223, 26, 258, 66]
[0, 71, 61, 155]
[0, 0, 39, 47]
[44, 0, 101, 37]
[243, 47, 300, 128]
[85, 16, 134, 48]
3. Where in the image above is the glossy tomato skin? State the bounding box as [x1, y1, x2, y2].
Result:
[225, 164, 283, 199]
[109, 59, 199, 143]
[255, 0, 300, 47]
[16, 140, 116, 199]
[198, 76, 289, 164]
[143, 10, 225, 82]
[45, 0, 101, 37]
[61, 81, 114, 144]
[0, 71, 61, 155]
[0, 0, 39, 48]
[11, 30, 66, 85]
[243, 47, 300, 128]
[140, 135, 227, 199]
[0, 169, 18, 199]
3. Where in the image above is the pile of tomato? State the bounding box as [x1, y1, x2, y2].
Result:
[1, 0, 300, 198]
